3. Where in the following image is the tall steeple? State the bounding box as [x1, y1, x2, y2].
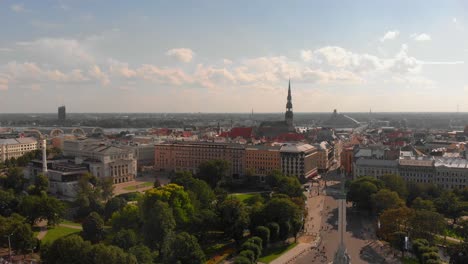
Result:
[285, 79, 294, 130]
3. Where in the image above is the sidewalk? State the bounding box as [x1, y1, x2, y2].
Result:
[269, 189, 326, 264]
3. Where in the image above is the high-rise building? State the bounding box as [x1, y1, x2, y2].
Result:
[58, 105, 66, 122]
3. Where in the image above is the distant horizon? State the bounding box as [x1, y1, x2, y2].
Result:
[1, 111, 467, 115]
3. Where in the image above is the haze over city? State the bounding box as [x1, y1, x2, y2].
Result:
[1, 0, 468, 113]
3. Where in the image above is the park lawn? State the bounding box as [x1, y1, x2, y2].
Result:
[229, 193, 255, 202]
[258, 242, 297, 263]
[123, 182, 153, 191]
[42, 226, 80, 244]
[61, 220, 82, 227]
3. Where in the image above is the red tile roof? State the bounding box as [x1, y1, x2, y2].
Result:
[229, 127, 253, 139]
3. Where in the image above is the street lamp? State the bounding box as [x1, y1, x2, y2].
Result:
[4, 232, 13, 261]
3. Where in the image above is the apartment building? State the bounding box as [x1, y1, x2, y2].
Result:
[155, 142, 245, 177]
[245, 145, 281, 177]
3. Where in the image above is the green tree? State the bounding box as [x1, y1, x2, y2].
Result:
[41, 235, 92, 264]
[218, 198, 249, 244]
[0, 214, 36, 254]
[172, 171, 216, 210]
[411, 197, 436, 211]
[435, 191, 462, 225]
[380, 174, 408, 199]
[267, 222, 280, 242]
[371, 189, 405, 215]
[240, 242, 261, 261]
[3, 167, 26, 192]
[111, 229, 138, 250]
[197, 159, 230, 188]
[34, 173, 49, 194]
[20, 194, 64, 225]
[410, 210, 446, 242]
[141, 200, 176, 250]
[254, 197, 303, 240]
[104, 197, 127, 220]
[128, 245, 154, 264]
[0, 189, 17, 216]
[254, 226, 270, 247]
[347, 177, 383, 211]
[89, 243, 138, 264]
[142, 184, 194, 226]
[239, 250, 255, 263]
[165, 232, 205, 264]
[82, 212, 104, 243]
[276, 175, 304, 198]
[111, 204, 142, 232]
[234, 256, 252, 264]
[378, 207, 413, 241]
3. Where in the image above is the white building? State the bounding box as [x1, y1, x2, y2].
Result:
[353, 159, 399, 179]
[0, 137, 39, 162]
[63, 139, 137, 184]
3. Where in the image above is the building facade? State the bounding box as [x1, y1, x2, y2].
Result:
[245, 145, 281, 177]
[0, 137, 38, 162]
[280, 143, 318, 180]
[353, 158, 399, 179]
[154, 142, 245, 177]
[63, 139, 137, 184]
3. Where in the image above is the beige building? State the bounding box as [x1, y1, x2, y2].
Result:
[63, 139, 137, 184]
[313, 141, 334, 172]
[155, 142, 245, 177]
[0, 137, 39, 162]
[245, 145, 281, 177]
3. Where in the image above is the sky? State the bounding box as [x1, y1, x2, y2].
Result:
[1, 0, 468, 113]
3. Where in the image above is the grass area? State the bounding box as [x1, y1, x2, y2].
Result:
[42, 226, 81, 244]
[401, 257, 419, 264]
[123, 182, 153, 191]
[258, 242, 297, 263]
[229, 193, 255, 202]
[445, 228, 464, 240]
[61, 220, 82, 227]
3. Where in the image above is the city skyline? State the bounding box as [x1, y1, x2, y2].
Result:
[1, 0, 468, 113]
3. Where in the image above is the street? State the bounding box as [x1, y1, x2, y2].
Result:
[294, 172, 401, 264]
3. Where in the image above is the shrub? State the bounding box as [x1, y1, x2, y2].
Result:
[239, 250, 255, 263]
[254, 226, 270, 247]
[267, 222, 280, 242]
[240, 242, 261, 261]
[233, 256, 251, 264]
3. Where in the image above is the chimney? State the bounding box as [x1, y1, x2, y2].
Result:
[42, 139, 48, 174]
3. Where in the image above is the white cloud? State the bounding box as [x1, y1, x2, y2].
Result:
[411, 33, 431, 41]
[166, 48, 195, 63]
[88, 65, 110, 86]
[0, 76, 8, 91]
[16, 38, 95, 66]
[300, 50, 313, 62]
[11, 4, 26, 13]
[380, 30, 400, 42]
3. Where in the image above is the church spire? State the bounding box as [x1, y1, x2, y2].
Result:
[286, 79, 292, 110]
[285, 80, 294, 130]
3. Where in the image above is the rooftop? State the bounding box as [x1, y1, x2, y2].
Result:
[0, 137, 37, 145]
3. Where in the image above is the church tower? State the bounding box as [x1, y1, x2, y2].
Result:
[285, 80, 294, 131]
